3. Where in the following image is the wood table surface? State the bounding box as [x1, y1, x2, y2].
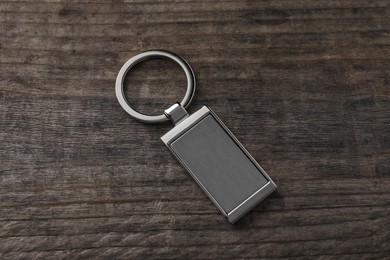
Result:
[1, 0, 389, 259]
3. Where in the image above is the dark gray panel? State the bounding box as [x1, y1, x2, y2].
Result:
[171, 115, 268, 213]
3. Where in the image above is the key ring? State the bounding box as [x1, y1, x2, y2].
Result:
[115, 50, 196, 123]
[115, 49, 277, 223]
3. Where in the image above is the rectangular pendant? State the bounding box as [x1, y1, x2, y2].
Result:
[161, 106, 276, 223]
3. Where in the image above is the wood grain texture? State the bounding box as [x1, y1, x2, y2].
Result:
[1, 0, 389, 259]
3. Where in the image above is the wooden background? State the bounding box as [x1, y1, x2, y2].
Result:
[1, 0, 389, 259]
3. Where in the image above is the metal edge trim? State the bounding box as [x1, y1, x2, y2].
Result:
[161, 106, 210, 144]
[227, 181, 276, 223]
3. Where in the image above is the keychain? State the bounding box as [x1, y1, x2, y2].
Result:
[115, 50, 276, 223]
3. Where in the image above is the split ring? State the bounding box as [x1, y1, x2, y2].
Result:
[115, 50, 196, 123]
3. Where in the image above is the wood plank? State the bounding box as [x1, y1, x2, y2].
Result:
[0, 0, 389, 258]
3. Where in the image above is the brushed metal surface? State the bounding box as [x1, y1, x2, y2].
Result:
[171, 115, 269, 213]
[161, 106, 276, 223]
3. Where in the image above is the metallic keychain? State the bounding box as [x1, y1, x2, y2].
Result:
[115, 50, 276, 223]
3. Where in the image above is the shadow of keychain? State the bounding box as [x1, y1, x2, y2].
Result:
[115, 50, 276, 223]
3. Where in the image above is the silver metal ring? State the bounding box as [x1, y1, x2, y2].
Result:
[115, 50, 196, 123]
